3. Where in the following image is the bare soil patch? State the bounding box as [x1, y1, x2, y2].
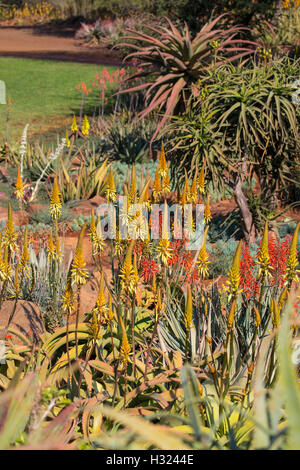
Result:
[0, 24, 122, 66]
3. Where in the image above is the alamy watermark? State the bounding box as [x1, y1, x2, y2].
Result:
[96, 198, 205, 251]
[0, 80, 6, 104]
[0, 340, 5, 364]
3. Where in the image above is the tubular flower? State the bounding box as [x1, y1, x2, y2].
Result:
[105, 168, 117, 203]
[66, 130, 71, 148]
[279, 287, 289, 311]
[61, 276, 74, 315]
[197, 225, 210, 279]
[71, 115, 78, 133]
[55, 238, 63, 262]
[119, 329, 131, 367]
[89, 310, 101, 340]
[284, 222, 300, 287]
[227, 300, 237, 329]
[271, 298, 280, 327]
[224, 240, 243, 301]
[197, 167, 205, 194]
[156, 203, 172, 266]
[15, 166, 24, 200]
[114, 228, 124, 257]
[157, 237, 172, 266]
[155, 287, 162, 322]
[3, 203, 18, 252]
[1, 247, 12, 282]
[129, 165, 137, 203]
[20, 225, 29, 273]
[119, 240, 135, 295]
[47, 230, 56, 261]
[71, 225, 89, 286]
[162, 169, 171, 195]
[190, 173, 198, 204]
[105, 293, 115, 324]
[94, 272, 108, 318]
[50, 177, 62, 221]
[184, 285, 193, 332]
[204, 195, 212, 224]
[257, 221, 272, 279]
[14, 262, 21, 296]
[180, 185, 187, 206]
[158, 142, 168, 179]
[89, 212, 105, 255]
[132, 252, 140, 290]
[184, 170, 191, 202]
[253, 306, 261, 327]
[82, 115, 90, 136]
[152, 166, 161, 203]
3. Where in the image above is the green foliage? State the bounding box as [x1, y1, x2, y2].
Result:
[120, 15, 255, 142]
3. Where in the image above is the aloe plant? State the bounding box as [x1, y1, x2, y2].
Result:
[119, 14, 256, 141]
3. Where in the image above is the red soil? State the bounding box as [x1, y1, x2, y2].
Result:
[0, 24, 123, 65]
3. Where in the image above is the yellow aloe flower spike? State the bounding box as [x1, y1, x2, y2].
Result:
[129, 165, 137, 203]
[197, 167, 205, 194]
[120, 240, 135, 295]
[284, 222, 300, 287]
[82, 115, 90, 136]
[184, 169, 191, 203]
[157, 201, 172, 266]
[227, 300, 237, 330]
[162, 167, 171, 195]
[50, 176, 62, 221]
[2, 246, 12, 282]
[190, 172, 198, 204]
[133, 251, 140, 289]
[197, 225, 210, 279]
[106, 293, 115, 323]
[224, 240, 243, 301]
[89, 210, 96, 238]
[3, 203, 18, 252]
[55, 238, 63, 262]
[61, 275, 74, 314]
[253, 306, 261, 327]
[71, 224, 89, 286]
[158, 142, 168, 178]
[279, 287, 289, 311]
[105, 167, 117, 203]
[66, 130, 71, 148]
[20, 225, 29, 271]
[95, 272, 107, 316]
[47, 229, 55, 261]
[155, 287, 162, 322]
[152, 165, 161, 203]
[271, 298, 280, 327]
[15, 165, 24, 200]
[184, 285, 193, 332]
[71, 115, 78, 133]
[204, 195, 212, 224]
[14, 262, 20, 296]
[257, 221, 272, 279]
[119, 318, 131, 367]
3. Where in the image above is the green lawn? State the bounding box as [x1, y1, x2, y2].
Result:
[0, 57, 116, 143]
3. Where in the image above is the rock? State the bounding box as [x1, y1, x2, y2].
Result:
[0, 300, 45, 344]
[0, 206, 29, 225]
[26, 203, 48, 216]
[70, 195, 106, 217]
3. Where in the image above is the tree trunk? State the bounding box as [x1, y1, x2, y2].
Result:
[234, 155, 256, 244]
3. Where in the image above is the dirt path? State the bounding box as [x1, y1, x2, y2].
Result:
[0, 25, 123, 65]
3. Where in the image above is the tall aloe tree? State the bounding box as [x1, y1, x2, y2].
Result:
[165, 59, 300, 241]
[118, 14, 256, 141]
